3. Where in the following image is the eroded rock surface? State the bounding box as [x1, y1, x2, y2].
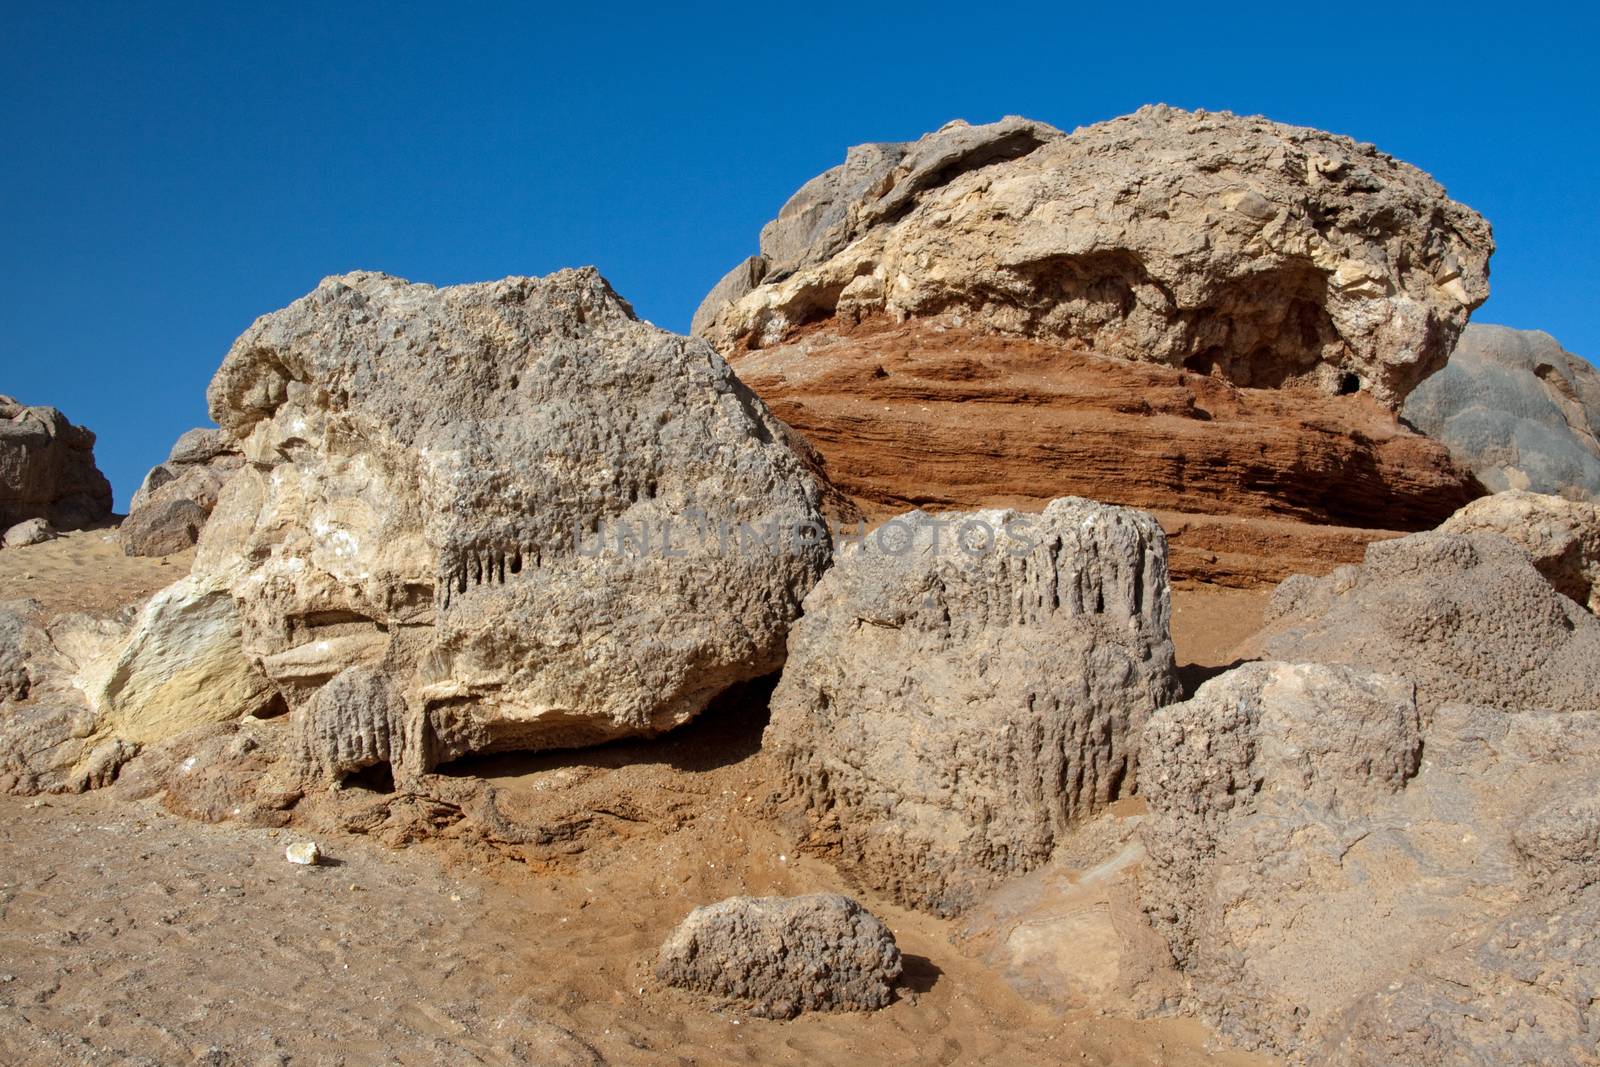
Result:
[1405, 323, 1600, 500]
[698, 107, 1492, 408]
[1140, 661, 1600, 1063]
[656, 894, 902, 1018]
[766, 497, 1180, 916]
[189, 268, 830, 780]
[0, 396, 112, 531]
[1262, 531, 1600, 713]
[1441, 490, 1600, 611]
[123, 427, 244, 557]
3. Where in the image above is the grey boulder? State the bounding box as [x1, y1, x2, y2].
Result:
[1404, 323, 1600, 500]
[0, 395, 112, 530]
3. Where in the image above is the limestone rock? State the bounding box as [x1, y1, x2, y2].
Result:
[0, 600, 141, 794]
[697, 106, 1492, 409]
[2, 518, 55, 549]
[1405, 323, 1600, 500]
[124, 427, 243, 556]
[1440, 490, 1600, 611]
[82, 575, 278, 746]
[285, 840, 320, 865]
[0, 395, 112, 530]
[766, 497, 1180, 916]
[1140, 662, 1600, 1061]
[1262, 531, 1600, 713]
[188, 268, 830, 778]
[656, 894, 902, 1018]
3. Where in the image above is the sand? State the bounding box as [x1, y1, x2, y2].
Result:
[0, 533, 1282, 1066]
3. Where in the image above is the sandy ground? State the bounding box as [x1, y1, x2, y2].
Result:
[0, 531, 1278, 1066]
[0, 524, 193, 620]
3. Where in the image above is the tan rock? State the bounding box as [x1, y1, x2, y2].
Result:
[1440, 489, 1600, 611]
[696, 107, 1492, 409]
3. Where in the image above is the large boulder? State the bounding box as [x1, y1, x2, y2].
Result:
[655, 894, 902, 1018]
[765, 497, 1180, 916]
[1262, 530, 1600, 713]
[0, 396, 112, 531]
[1140, 661, 1600, 1063]
[185, 268, 831, 779]
[1404, 323, 1600, 500]
[122, 427, 244, 556]
[1440, 490, 1600, 612]
[697, 106, 1492, 408]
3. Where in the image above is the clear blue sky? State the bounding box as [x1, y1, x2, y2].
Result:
[4, 3, 1597, 510]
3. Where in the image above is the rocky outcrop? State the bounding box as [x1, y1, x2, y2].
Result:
[0, 396, 112, 531]
[122, 427, 244, 557]
[0, 599, 142, 794]
[697, 107, 1492, 408]
[1405, 323, 1600, 500]
[183, 268, 830, 780]
[1441, 490, 1600, 611]
[692, 110, 1492, 585]
[656, 894, 902, 1018]
[766, 497, 1180, 916]
[724, 317, 1483, 584]
[1262, 531, 1600, 713]
[1140, 661, 1600, 1062]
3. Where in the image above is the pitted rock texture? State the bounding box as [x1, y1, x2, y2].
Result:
[1441, 490, 1600, 612]
[766, 497, 1180, 916]
[655, 894, 902, 1019]
[696, 106, 1492, 408]
[191, 268, 830, 778]
[0, 396, 112, 531]
[1262, 531, 1600, 713]
[1141, 661, 1600, 1063]
[123, 427, 244, 557]
[1405, 323, 1600, 500]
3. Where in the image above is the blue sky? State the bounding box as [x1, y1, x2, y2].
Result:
[4, 3, 1597, 510]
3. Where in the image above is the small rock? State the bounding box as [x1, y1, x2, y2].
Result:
[285, 841, 320, 866]
[656, 893, 902, 1018]
[2, 518, 55, 549]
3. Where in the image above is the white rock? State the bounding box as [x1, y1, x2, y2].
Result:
[285, 841, 320, 866]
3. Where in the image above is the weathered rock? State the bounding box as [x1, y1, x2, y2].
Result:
[721, 317, 1484, 584]
[766, 497, 1180, 916]
[82, 575, 278, 746]
[186, 268, 830, 779]
[698, 107, 1492, 409]
[1405, 323, 1600, 500]
[2, 518, 55, 549]
[656, 894, 902, 1018]
[0, 396, 112, 530]
[0, 600, 143, 794]
[1440, 490, 1600, 611]
[1140, 662, 1600, 1061]
[285, 840, 320, 865]
[123, 427, 243, 556]
[1262, 531, 1600, 713]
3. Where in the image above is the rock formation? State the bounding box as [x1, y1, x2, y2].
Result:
[766, 497, 1180, 916]
[697, 107, 1492, 408]
[656, 894, 902, 1018]
[1441, 490, 1600, 612]
[180, 268, 831, 781]
[691, 109, 1492, 584]
[1405, 323, 1600, 500]
[122, 427, 244, 556]
[0, 396, 112, 532]
[1140, 661, 1600, 1063]
[1262, 531, 1600, 713]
